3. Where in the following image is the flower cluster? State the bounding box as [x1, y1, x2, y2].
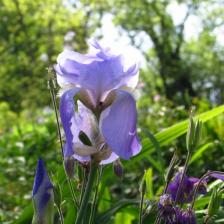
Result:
[159, 194, 197, 224]
[158, 171, 224, 224]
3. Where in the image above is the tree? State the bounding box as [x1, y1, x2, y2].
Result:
[88, 0, 224, 106]
[0, 0, 94, 111]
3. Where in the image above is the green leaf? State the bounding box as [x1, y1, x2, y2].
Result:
[14, 204, 33, 224]
[64, 202, 77, 224]
[96, 199, 138, 224]
[142, 129, 164, 173]
[114, 211, 136, 224]
[144, 168, 154, 199]
[134, 105, 224, 161]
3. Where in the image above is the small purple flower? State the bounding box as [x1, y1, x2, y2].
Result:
[158, 194, 197, 224]
[55, 41, 141, 163]
[175, 207, 197, 224]
[32, 159, 54, 224]
[167, 172, 206, 204]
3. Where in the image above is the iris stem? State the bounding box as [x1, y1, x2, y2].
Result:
[48, 78, 79, 208]
[174, 151, 191, 205]
[75, 160, 98, 224]
[89, 166, 103, 224]
[56, 206, 64, 224]
[139, 190, 145, 224]
[79, 168, 87, 205]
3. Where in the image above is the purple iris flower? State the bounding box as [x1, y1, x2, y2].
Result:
[55, 41, 141, 164]
[167, 172, 207, 204]
[32, 158, 54, 223]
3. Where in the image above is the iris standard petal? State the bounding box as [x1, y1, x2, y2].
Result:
[55, 42, 139, 106]
[100, 90, 141, 160]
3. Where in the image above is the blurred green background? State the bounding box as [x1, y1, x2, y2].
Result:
[0, 0, 224, 223]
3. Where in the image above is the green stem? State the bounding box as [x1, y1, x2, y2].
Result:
[75, 160, 98, 224]
[89, 167, 103, 224]
[57, 206, 64, 224]
[80, 168, 87, 205]
[139, 191, 144, 224]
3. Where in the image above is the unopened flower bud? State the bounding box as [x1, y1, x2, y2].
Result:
[32, 159, 54, 224]
[186, 117, 202, 152]
[113, 160, 123, 178]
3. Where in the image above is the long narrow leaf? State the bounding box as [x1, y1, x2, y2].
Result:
[133, 105, 224, 161]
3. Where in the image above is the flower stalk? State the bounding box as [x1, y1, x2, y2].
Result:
[75, 160, 98, 224]
[139, 177, 146, 224]
[89, 166, 103, 224]
[174, 151, 191, 204]
[48, 77, 79, 208]
[191, 171, 224, 209]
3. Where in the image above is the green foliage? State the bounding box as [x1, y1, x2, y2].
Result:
[0, 105, 59, 222]
[1, 0, 224, 223]
[0, 0, 92, 111]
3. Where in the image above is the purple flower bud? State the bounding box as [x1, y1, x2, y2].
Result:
[113, 160, 123, 178]
[32, 159, 54, 224]
[64, 156, 75, 179]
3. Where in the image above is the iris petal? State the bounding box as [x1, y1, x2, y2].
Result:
[60, 90, 99, 162]
[100, 152, 119, 165]
[55, 42, 139, 106]
[60, 88, 80, 157]
[100, 90, 141, 159]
